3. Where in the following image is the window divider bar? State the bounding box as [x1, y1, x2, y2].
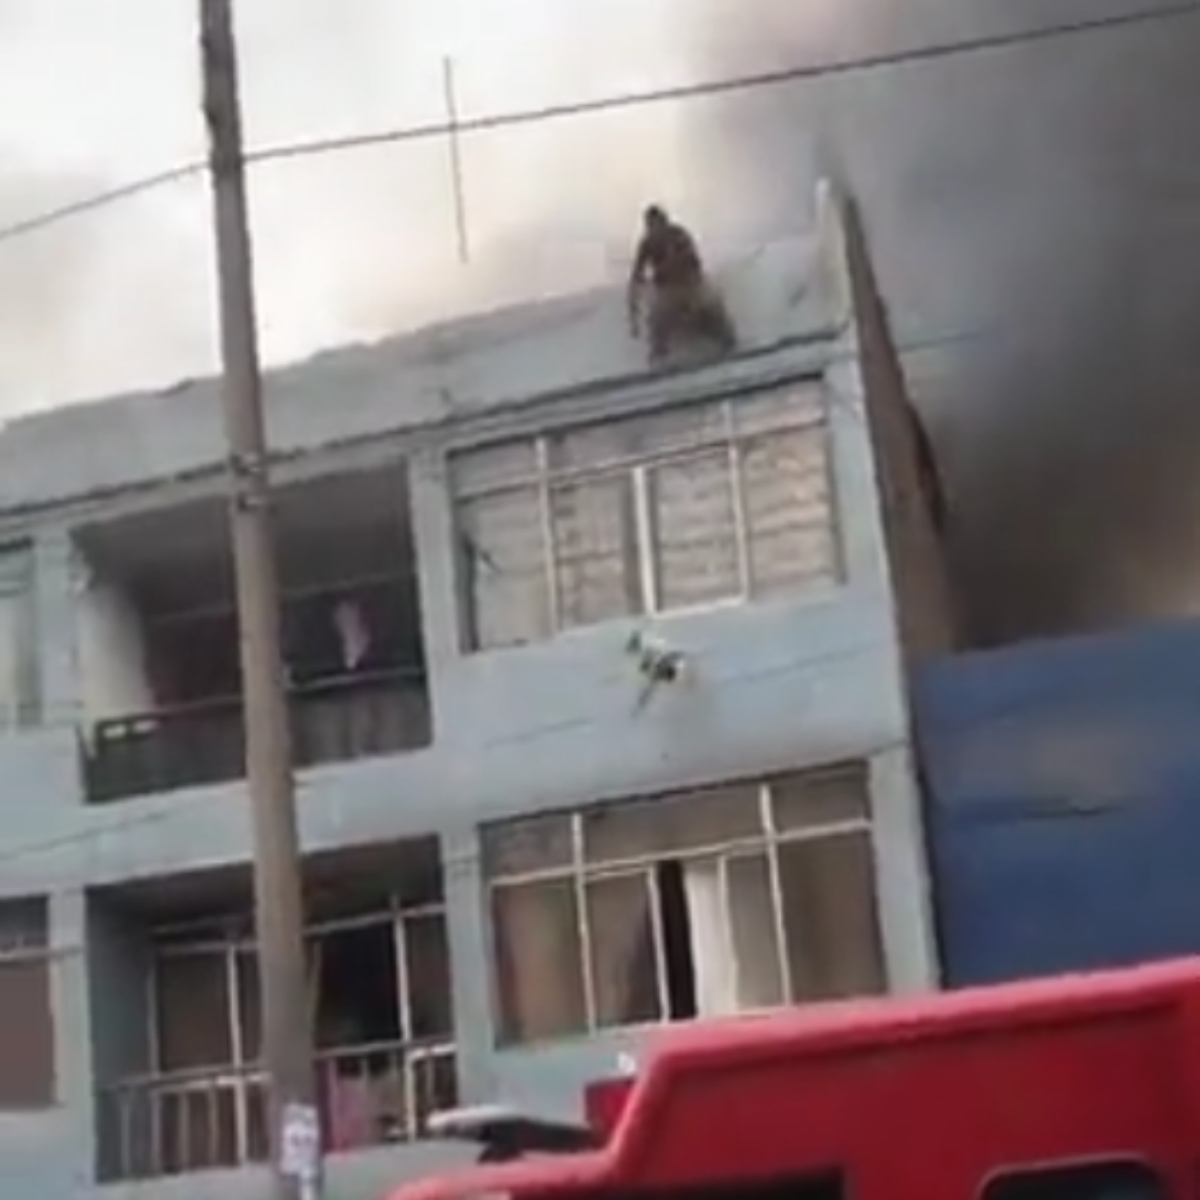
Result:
[393, 912, 413, 1044]
[536, 438, 561, 634]
[716, 854, 739, 1012]
[571, 814, 598, 1032]
[225, 947, 251, 1163]
[632, 465, 658, 615]
[766, 835, 794, 1003]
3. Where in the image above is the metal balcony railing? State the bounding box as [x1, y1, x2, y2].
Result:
[84, 666, 431, 804]
[97, 1038, 457, 1181]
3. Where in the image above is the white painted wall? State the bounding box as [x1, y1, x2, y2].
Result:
[74, 566, 153, 727]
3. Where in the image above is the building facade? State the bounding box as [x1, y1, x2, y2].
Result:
[0, 188, 947, 1200]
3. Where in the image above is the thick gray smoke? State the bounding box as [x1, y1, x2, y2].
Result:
[690, 0, 1200, 643]
[0, 0, 694, 410]
[12, 0, 1200, 648]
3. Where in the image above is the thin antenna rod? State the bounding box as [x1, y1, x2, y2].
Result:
[443, 55, 470, 265]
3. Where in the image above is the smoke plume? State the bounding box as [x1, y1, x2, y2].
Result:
[690, 0, 1200, 643]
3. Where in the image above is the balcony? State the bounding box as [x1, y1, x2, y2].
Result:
[99, 1038, 456, 1179]
[89, 839, 455, 1182]
[85, 665, 431, 803]
[73, 463, 432, 804]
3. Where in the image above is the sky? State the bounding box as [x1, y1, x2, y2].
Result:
[0, 0, 834, 415]
[12, 0, 1200, 640]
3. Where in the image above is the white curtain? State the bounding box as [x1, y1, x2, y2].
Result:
[682, 859, 739, 1016]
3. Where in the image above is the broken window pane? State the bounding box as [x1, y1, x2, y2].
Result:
[726, 853, 785, 1009]
[649, 451, 741, 610]
[741, 428, 838, 597]
[550, 476, 641, 628]
[582, 784, 762, 864]
[458, 487, 548, 650]
[777, 832, 884, 1002]
[492, 880, 586, 1043]
[586, 873, 661, 1028]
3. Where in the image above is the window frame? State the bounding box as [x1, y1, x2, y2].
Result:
[451, 384, 840, 652]
[980, 1156, 1169, 1200]
[0, 541, 39, 730]
[483, 764, 880, 1045]
[0, 897, 54, 1111]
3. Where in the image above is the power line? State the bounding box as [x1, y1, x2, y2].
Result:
[0, 301, 986, 886]
[2, 0, 1198, 248]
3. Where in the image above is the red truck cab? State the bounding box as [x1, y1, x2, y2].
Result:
[390, 958, 1200, 1200]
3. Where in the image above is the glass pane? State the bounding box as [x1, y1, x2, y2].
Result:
[726, 854, 785, 1009]
[983, 1161, 1166, 1200]
[777, 833, 884, 1002]
[235, 949, 261, 1063]
[547, 420, 633, 472]
[492, 881, 586, 1043]
[451, 440, 537, 494]
[238, 942, 322, 1061]
[649, 451, 740, 610]
[155, 951, 233, 1070]
[480, 813, 574, 878]
[550, 476, 641, 628]
[583, 784, 763, 864]
[741, 428, 838, 598]
[632, 400, 727, 456]
[0, 899, 46, 951]
[404, 915, 453, 1039]
[733, 384, 824, 435]
[586, 873, 661, 1029]
[0, 958, 52, 1108]
[549, 401, 727, 472]
[771, 766, 870, 832]
[458, 487, 549, 650]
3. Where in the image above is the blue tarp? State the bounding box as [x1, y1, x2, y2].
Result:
[915, 619, 1200, 987]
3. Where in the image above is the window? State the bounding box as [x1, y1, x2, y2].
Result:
[0, 545, 38, 728]
[483, 765, 883, 1044]
[0, 898, 54, 1108]
[983, 1161, 1166, 1200]
[453, 385, 838, 650]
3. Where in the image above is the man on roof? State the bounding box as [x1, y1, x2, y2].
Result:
[627, 204, 737, 366]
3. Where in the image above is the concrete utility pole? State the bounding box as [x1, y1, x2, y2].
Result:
[199, 1, 321, 1197]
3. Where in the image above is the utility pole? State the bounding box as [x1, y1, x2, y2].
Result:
[199, 1, 321, 1197]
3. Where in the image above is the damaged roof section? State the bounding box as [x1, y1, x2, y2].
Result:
[0, 213, 845, 519]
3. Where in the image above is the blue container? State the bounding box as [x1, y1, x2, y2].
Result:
[915, 620, 1200, 987]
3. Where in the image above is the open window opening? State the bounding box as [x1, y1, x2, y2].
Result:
[485, 766, 885, 1044]
[74, 463, 431, 803]
[90, 837, 456, 1182]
